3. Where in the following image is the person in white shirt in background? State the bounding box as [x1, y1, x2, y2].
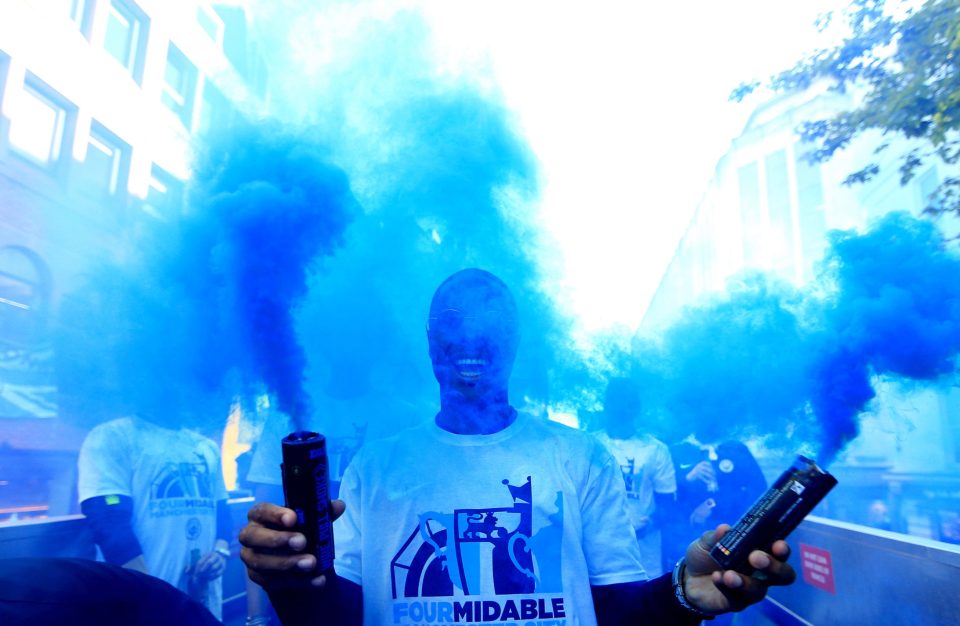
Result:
[595, 377, 677, 578]
[78, 415, 231, 621]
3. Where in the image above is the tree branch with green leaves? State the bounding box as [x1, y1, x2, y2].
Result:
[732, 0, 960, 218]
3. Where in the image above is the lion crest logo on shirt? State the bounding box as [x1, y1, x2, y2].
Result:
[389, 476, 564, 599]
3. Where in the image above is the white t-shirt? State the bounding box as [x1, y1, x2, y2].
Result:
[77, 417, 228, 619]
[245, 412, 356, 488]
[245, 411, 291, 486]
[594, 433, 676, 577]
[335, 413, 646, 626]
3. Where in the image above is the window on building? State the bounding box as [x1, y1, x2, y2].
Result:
[0, 268, 34, 349]
[765, 149, 794, 271]
[69, 0, 85, 22]
[0, 246, 55, 425]
[144, 165, 184, 218]
[0, 246, 51, 350]
[765, 150, 791, 227]
[103, 0, 147, 82]
[738, 162, 761, 223]
[161, 44, 198, 128]
[737, 161, 762, 266]
[197, 80, 230, 134]
[55, 0, 91, 33]
[79, 122, 129, 197]
[197, 5, 224, 46]
[8, 78, 73, 169]
[795, 145, 824, 212]
[795, 143, 826, 274]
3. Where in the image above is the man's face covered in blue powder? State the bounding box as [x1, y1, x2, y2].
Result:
[427, 270, 520, 402]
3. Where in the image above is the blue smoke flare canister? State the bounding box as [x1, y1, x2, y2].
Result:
[281, 431, 335, 573]
[710, 455, 837, 572]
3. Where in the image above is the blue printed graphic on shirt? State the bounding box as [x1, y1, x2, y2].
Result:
[389, 476, 564, 599]
[148, 453, 217, 518]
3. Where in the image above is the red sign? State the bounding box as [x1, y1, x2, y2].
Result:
[799, 543, 836, 593]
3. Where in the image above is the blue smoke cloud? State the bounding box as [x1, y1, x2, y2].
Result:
[50, 3, 960, 474]
[627, 276, 815, 450]
[269, 10, 578, 440]
[57, 119, 356, 430]
[290, 92, 572, 439]
[186, 119, 357, 425]
[58, 10, 578, 440]
[810, 212, 960, 459]
[628, 212, 960, 464]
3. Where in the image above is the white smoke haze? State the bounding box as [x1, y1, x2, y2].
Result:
[240, 0, 843, 335]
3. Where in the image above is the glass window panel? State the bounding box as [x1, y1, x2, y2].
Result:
[161, 45, 197, 127]
[198, 81, 229, 134]
[145, 165, 183, 217]
[764, 150, 791, 228]
[104, 2, 137, 71]
[165, 62, 185, 96]
[764, 149, 794, 269]
[145, 175, 169, 214]
[738, 162, 761, 223]
[69, 0, 86, 25]
[0, 271, 36, 348]
[795, 143, 826, 270]
[795, 144, 824, 212]
[196, 6, 223, 44]
[85, 133, 120, 194]
[8, 84, 66, 166]
[737, 161, 761, 266]
[51, 0, 85, 24]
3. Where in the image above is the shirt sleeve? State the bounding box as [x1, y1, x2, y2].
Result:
[333, 455, 363, 586]
[652, 441, 677, 495]
[78, 420, 133, 503]
[580, 441, 648, 585]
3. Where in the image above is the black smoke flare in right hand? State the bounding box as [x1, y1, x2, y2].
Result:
[282, 431, 335, 573]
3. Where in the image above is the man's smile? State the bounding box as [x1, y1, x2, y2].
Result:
[455, 357, 488, 379]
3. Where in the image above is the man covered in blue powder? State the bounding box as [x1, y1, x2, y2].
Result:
[239, 269, 795, 625]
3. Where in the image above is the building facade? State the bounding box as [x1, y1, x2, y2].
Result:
[0, 0, 268, 521]
[640, 83, 960, 544]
